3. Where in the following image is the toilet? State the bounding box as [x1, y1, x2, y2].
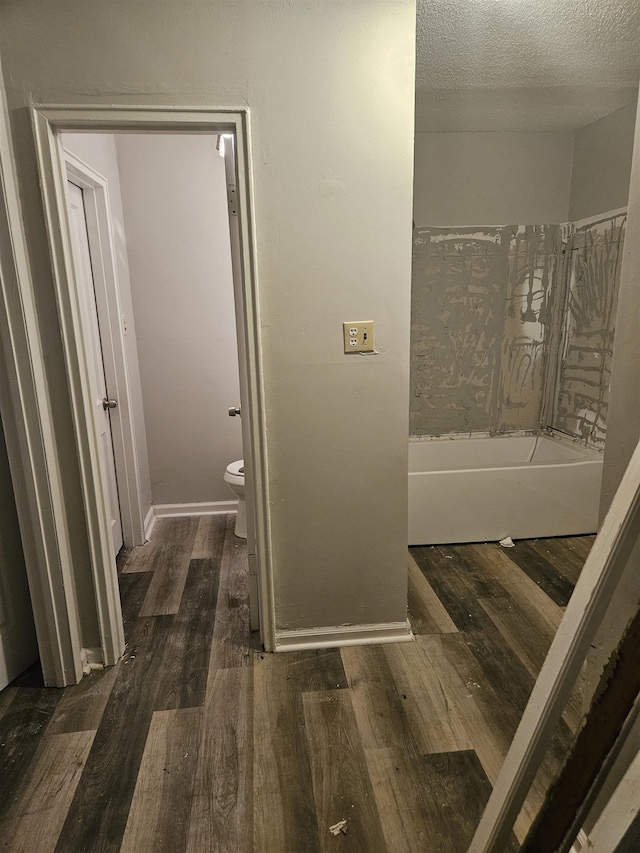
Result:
[224, 460, 247, 538]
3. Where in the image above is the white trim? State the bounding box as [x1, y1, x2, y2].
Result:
[31, 108, 126, 669]
[570, 830, 589, 852]
[575, 698, 640, 847]
[229, 111, 276, 650]
[587, 752, 640, 852]
[153, 500, 238, 518]
[223, 133, 261, 637]
[62, 150, 147, 549]
[80, 646, 104, 674]
[143, 505, 156, 541]
[469, 436, 640, 853]
[0, 74, 83, 685]
[275, 620, 413, 652]
[29, 105, 275, 668]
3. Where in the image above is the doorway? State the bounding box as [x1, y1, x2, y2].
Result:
[65, 176, 124, 556]
[60, 129, 255, 620]
[31, 107, 275, 673]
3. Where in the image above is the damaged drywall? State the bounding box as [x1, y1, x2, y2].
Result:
[553, 212, 627, 449]
[411, 215, 625, 444]
[501, 226, 562, 433]
[410, 225, 560, 435]
[411, 227, 508, 434]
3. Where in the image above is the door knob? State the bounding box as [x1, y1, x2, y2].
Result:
[102, 398, 118, 410]
[228, 406, 241, 417]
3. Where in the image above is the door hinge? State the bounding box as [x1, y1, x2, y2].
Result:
[227, 185, 238, 217]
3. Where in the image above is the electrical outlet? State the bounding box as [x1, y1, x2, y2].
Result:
[343, 321, 374, 353]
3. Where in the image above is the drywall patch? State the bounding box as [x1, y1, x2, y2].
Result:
[410, 225, 560, 436]
[500, 225, 562, 432]
[553, 212, 627, 448]
[411, 226, 509, 435]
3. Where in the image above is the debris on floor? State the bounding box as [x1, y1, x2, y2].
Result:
[329, 819, 348, 836]
[499, 536, 515, 548]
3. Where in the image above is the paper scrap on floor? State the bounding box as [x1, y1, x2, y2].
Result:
[499, 536, 515, 548]
[329, 820, 348, 836]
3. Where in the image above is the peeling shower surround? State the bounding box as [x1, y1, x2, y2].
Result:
[552, 212, 627, 449]
[410, 216, 626, 446]
[410, 225, 562, 435]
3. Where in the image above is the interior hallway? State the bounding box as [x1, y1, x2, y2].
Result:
[0, 516, 592, 852]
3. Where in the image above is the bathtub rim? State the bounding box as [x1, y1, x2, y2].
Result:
[408, 430, 603, 474]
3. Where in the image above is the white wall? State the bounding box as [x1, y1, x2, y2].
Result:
[413, 131, 574, 225]
[413, 104, 638, 228]
[0, 1, 416, 634]
[115, 134, 242, 506]
[569, 102, 638, 222]
[61, 132, 152, 521]
[589, 96, 640, 704]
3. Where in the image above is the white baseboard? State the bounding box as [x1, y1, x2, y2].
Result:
[143, 505, 156, 540]
[81, 646, 104, 675]
[152, 500, 238, 519]
[275, 620, 413, 652]
[571, 829, 589, 852]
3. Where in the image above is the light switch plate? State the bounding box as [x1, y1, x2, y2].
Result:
[343, 321, 374, 353]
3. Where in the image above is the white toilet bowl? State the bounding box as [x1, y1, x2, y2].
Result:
[224, 460, 247, 538]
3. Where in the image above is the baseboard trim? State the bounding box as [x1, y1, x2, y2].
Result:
[275, 620, 413, 652]
[143, 505, 156, 540]
[570, 829, 589, 852]
[81, 646, 104, 676]
[152, 500, 238, 519]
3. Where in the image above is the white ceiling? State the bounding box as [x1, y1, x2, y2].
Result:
[416, 0, 640, 132]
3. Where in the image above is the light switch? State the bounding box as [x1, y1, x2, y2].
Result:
[343, 321, 374, 353]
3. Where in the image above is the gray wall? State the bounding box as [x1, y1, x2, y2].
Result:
[411, 105, 636, 444]
[411, 225, 561, 435]
[116, 134, 243, 506]
[411, 215, 626, 445]
[0, 0, 416, 634]
[588, 97, 640, 704]
[62, 132, 152, 520]
[553, 212, 626, 449]
[413, 131, 574, 225]
[413, 103, 638, 228]
[569, 102, 638, 222]
[602, 102, 640, 513]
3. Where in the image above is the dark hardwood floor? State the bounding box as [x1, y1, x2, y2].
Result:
[0, 516, 593, 852]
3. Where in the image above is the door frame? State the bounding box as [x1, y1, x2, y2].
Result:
[468, 435, 640, 852]
[30, 105, 276, 671]
[62, 150, 146, 551]
[220, 132, 261, 631]
[0, 81, 84, 686]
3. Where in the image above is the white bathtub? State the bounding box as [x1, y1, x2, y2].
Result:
[408, 433, 603, 546]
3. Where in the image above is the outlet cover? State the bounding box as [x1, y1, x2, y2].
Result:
[343, 321, 374, 353]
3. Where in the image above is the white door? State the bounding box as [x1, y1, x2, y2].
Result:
[0, 424, 38, 690]
[66, 181, 123, 555]
[223, 136, 260, 631]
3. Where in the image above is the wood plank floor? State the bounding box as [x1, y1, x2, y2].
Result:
[0, 516, 593, 852]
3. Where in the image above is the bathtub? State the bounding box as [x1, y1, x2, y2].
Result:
[408, 433, 603, 546]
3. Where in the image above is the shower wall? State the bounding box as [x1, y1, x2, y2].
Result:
[411, 214, 626, 446]
[552, 212, 626, 449]
[410, 225, 561, 435]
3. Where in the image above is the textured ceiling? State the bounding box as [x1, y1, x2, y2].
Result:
[416, 0, 640, 132]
